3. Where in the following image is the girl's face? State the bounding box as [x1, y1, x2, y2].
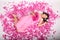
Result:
[41, 14, 47, 19]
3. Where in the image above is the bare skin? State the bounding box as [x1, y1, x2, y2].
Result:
[37, 20, 47, 26]
[12, 14, 18, 24]
[37, 14, 48, 27]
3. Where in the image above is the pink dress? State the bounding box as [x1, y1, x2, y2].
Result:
[15, 15, 34, 32]
[15, 12, 41, 32]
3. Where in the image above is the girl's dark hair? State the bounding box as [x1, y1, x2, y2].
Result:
[43, 12, 49, 22]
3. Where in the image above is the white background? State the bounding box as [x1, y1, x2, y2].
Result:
[0, 0, 60, 40]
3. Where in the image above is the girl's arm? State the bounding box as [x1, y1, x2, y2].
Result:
[38, 21, 47, 27]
